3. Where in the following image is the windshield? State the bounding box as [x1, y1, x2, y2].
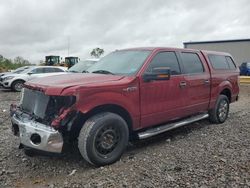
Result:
[11, 66, 30, 74]
[20, 67, 35, 74]
[68, 60, 97, 73]
[87, 50, 152, 75]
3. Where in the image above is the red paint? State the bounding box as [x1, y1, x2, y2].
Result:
[25, 47, 239, 131]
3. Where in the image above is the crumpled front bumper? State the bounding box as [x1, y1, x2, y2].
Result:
[11, 113, 64, 153]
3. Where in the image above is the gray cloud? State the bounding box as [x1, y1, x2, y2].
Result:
[0, 0, 249, 63]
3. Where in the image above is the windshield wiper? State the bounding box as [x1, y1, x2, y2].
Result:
[82, 70, 89, 73]
[92, 70, 114, 75]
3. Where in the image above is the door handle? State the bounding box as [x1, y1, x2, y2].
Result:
[179, 81, 187, 88]
[204, 79, 210, 84]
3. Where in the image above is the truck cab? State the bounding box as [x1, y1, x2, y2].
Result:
[10, 47, 239, 166]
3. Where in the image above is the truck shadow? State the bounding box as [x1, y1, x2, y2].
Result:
[29, 119, 212, 167]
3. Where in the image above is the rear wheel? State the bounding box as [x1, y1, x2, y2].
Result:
[11, 80, 25, 92]
[209, 95, 229, 123]
[78, 112, 129, 166]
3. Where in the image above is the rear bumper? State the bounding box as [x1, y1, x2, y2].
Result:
[11, 113, 63, 153]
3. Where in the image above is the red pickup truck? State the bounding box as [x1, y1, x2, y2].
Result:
[10, 47, 239, 166]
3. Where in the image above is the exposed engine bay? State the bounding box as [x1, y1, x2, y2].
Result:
[19, 88, 76, 128]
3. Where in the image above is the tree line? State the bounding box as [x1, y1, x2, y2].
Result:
[0, 55, 31, 72]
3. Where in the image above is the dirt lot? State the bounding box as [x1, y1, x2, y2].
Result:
[0, 86, 250, 188]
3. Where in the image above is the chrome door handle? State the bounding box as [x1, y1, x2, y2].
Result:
[204, 79, 210, 84]
[179, 81, 187, 88]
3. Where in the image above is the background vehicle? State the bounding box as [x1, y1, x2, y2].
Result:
[44, 55, 81, 68]
[239, 62, 250, 75]
[0, 66, 30, 77]
[67, 59, 99, 73]
[45, 55, 60, 66]
[65, 57, 80, 68]
[10, 48, 239, 166]
[1, 66, 66, 91]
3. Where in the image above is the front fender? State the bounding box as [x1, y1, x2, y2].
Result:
[75, 90, 140, 120]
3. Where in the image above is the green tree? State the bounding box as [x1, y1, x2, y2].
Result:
[90, 48, 104, 58]
[0, 55, 31, 72]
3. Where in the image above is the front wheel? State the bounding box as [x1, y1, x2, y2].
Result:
[11, 80, 25, 92]
[209, 95, 229, 123]
[78, 112, 129, 166]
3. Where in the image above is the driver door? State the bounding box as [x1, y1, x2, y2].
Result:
[140, 51, 186, 128]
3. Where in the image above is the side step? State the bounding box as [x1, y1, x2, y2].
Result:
[138, 113, 209, 139]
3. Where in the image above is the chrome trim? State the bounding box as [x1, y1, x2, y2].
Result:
[138, 113, 209, 139]
[11, 114, 63, 153]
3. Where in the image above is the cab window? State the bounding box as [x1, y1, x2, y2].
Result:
[181, 52, 204, 74]
[146, 52, 181, 75]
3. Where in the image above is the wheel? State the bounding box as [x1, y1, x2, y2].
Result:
[11, 80, 25, 92]
[209, 95, 229, 123]
[78, 112, 129, 166]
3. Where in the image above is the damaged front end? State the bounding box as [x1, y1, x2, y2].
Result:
[10, 88, 77, 153]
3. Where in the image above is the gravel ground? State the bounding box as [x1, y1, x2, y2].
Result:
[0, 86, 250, 188]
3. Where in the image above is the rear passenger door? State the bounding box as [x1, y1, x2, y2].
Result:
[179, 51, 210, 115]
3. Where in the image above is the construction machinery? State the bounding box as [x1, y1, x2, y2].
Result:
[65, 57, 79, 68]
[45, 56, 60, 66]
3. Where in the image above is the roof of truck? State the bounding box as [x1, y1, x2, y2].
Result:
[118, 47, 231, 56]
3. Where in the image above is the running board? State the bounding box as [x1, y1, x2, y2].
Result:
[138, 113, 209, 139]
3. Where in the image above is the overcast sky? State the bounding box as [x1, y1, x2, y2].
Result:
[0, 0, 250, 63]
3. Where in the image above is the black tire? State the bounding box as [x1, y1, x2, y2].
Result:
[209, 95, 229, 124]
[78, 112, 129, 166]
[11, 80, 25, 92]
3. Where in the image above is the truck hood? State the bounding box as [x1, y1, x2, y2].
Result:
[25, 73, 125, 95]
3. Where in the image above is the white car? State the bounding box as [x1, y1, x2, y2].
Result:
[0, 66, 30, 78]
[0, 66, 66, 91]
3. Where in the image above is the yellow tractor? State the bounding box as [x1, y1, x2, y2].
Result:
[65, 56, 79, 68]
[45, 56, 79, 68]
[45, 55, 61, 66]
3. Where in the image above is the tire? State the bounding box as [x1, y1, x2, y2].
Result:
[11, 80, 25, 92]
[78, 112, 129, 166]
[209, 95, 229, 124]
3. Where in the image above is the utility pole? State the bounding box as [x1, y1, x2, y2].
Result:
[67, 36, 70, 56]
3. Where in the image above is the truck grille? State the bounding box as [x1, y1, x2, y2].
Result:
[20, 88, 50, 119]
[20, 88, 76, 126]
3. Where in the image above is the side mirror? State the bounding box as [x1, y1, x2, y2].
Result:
[27, 72, 33, 75]
[143, 67, 171, 82]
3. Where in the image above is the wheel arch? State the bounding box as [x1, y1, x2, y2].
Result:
[220, 88, 232, 103]
[69, 104, 134, 140]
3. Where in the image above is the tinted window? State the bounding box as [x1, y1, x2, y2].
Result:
[146, 52, 181, 75]
[52, 68, 64, 72]
[181, 53, 204, 74]
[226, 56, 236, 70]
[31, 68, 44, 74]
[208, 55, 229, 70]
[44, 68, 53, 73]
